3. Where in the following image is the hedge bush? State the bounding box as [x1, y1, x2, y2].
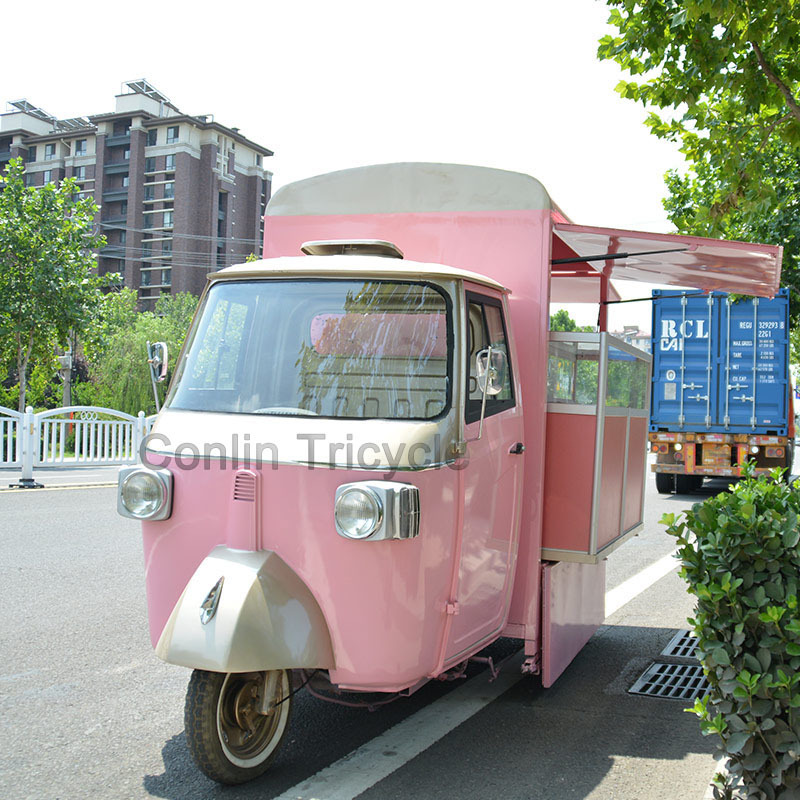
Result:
[663, 464, 800, 800]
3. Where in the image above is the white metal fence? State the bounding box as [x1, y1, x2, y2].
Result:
[1, 405, 156, 483]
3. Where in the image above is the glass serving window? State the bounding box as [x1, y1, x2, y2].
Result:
[547, 339, 600, 405]
[167, 280, 452, 419]
[606, 345, 648, 409]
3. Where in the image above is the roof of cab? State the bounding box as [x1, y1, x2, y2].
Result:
[267, 162, 563, 217]
[210, 254, 509, 292]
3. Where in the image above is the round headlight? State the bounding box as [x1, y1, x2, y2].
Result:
[674, 443, 683, 452]
[750, 445, 760, 455]
[335, 488, 382, 539]
[121, 471, 164, 518]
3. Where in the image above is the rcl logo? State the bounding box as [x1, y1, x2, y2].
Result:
[659, 319, 708, 352]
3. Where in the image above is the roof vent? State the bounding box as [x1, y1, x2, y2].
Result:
[301, 240, 404, 259]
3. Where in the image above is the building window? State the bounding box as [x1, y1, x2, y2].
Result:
[255, 154, 262, 167]
[166, 125, 179, 143]
[162, 240, 172, 255]
[162, 269, 172, 286]
[27, 147, 37, 163]
[144, 157, 156, 173]
[144, 185, 154, 201]
[74, 166, 86, 180]
[45, 143, 56, 160]
[146, 129, 157, 147]
[122, 174, 129, 187]
[75, 139, 87, 156]
[119, 200, 128, 215]
[165, 153, 175, 171]
[143, 215, 153, 229]
[43, 170, 53, 183]
[142, 243, 152, 258]
[141, 271, 152, 287]
[163, 210, 174, 228]
[119, 230, 127, 245]
[164, 182, 174, 199]
[123, 148, 130, 161]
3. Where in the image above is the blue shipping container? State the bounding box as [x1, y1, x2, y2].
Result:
[650, 289, 790, 435]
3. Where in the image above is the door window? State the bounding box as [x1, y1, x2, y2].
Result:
[465, 293, 514, 423]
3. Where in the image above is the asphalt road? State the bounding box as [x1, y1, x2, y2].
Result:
[0, 464, 749, 800]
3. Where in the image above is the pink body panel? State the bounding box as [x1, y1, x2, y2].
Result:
[541, 559, 606, 688]
[597, 416, 627, 550]
[265, 209, 553, 650]
[623, 418, 648, 530]
[541, 413, 596, 552]
[143, 457, 458, 691]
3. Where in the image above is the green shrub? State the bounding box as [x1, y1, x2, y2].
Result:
[663, 464, 800, 800]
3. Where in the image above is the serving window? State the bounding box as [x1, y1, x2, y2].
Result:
[542, 333, 651, 562]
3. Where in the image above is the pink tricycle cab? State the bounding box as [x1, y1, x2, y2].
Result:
[119, 163, 782, 784]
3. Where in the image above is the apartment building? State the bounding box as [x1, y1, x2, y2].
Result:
[0, 80, 273, 309]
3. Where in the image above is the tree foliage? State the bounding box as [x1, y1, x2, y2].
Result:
[0, 158, 107, 410]
[599, 2, 800, 324]
[89, 292, 199, 415]
[599, 1, 800, 201]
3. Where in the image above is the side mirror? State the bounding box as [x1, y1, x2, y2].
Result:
[147, 341, 169, 383]
[476, 348, 507, 396]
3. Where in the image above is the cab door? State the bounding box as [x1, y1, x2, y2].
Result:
[444, 287, 525, 662]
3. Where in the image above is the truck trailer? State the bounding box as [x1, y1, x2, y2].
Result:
[649, 289, 793, 493]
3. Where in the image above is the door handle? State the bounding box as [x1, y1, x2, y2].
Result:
[509, 442, 525, 455]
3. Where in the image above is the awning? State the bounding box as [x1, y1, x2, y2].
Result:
[553, 223, 783, 298]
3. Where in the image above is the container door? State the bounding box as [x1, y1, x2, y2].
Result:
[718, 293, 789, 433]
[444, 289, 524, 662]
[651, 292, 715, 429]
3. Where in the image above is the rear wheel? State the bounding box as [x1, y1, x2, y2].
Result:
[675, 474, 701, 494]
[655, 472, 674, 494]
[185, 669, 292, 785]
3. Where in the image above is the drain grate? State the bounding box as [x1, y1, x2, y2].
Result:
[629, 662, 709, 701]
[661, 629, 700, 660]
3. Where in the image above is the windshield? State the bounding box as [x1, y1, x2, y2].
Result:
[167, 279, 452, 419]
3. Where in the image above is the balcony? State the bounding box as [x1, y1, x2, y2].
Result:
[105, 133, 131, 147]
[101, 214, 127, 225]
[100, 245, 127, 258]
[104, 162, 130, 175]
[102, 188, 129, 202]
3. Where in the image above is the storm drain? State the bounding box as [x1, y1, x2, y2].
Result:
[629, 661, 709, 701]
[660, 629, 700, 660]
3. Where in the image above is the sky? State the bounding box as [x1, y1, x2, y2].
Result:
[2, 0, 688, 333]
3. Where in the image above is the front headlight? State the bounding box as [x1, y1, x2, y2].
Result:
[334, 481, 420, 541]
[334, 487, 382, 539]
[118, 466, 173, 520]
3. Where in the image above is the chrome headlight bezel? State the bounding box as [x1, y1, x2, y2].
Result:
[117, 466, 173, 520]
[334, 481, 420, 541]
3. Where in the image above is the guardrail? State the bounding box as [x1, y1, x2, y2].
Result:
[1, 405, 156, 488]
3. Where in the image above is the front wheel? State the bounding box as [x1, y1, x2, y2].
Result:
[185, 669, 292, 785]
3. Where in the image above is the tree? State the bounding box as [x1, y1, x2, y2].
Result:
[0, 158, 107, 410]
[90, 292, 199, 414]
[598, 2, 800, 228]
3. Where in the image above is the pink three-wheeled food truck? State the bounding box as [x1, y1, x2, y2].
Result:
[117, 164, 783, 784]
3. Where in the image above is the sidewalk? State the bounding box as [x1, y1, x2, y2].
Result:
[0, 464, 120, 489]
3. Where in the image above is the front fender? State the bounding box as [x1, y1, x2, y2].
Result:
[155, 546, 335, 673]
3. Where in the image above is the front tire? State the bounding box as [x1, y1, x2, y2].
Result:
[655, 472, 674, 494]
[185, 669, 292, 785]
